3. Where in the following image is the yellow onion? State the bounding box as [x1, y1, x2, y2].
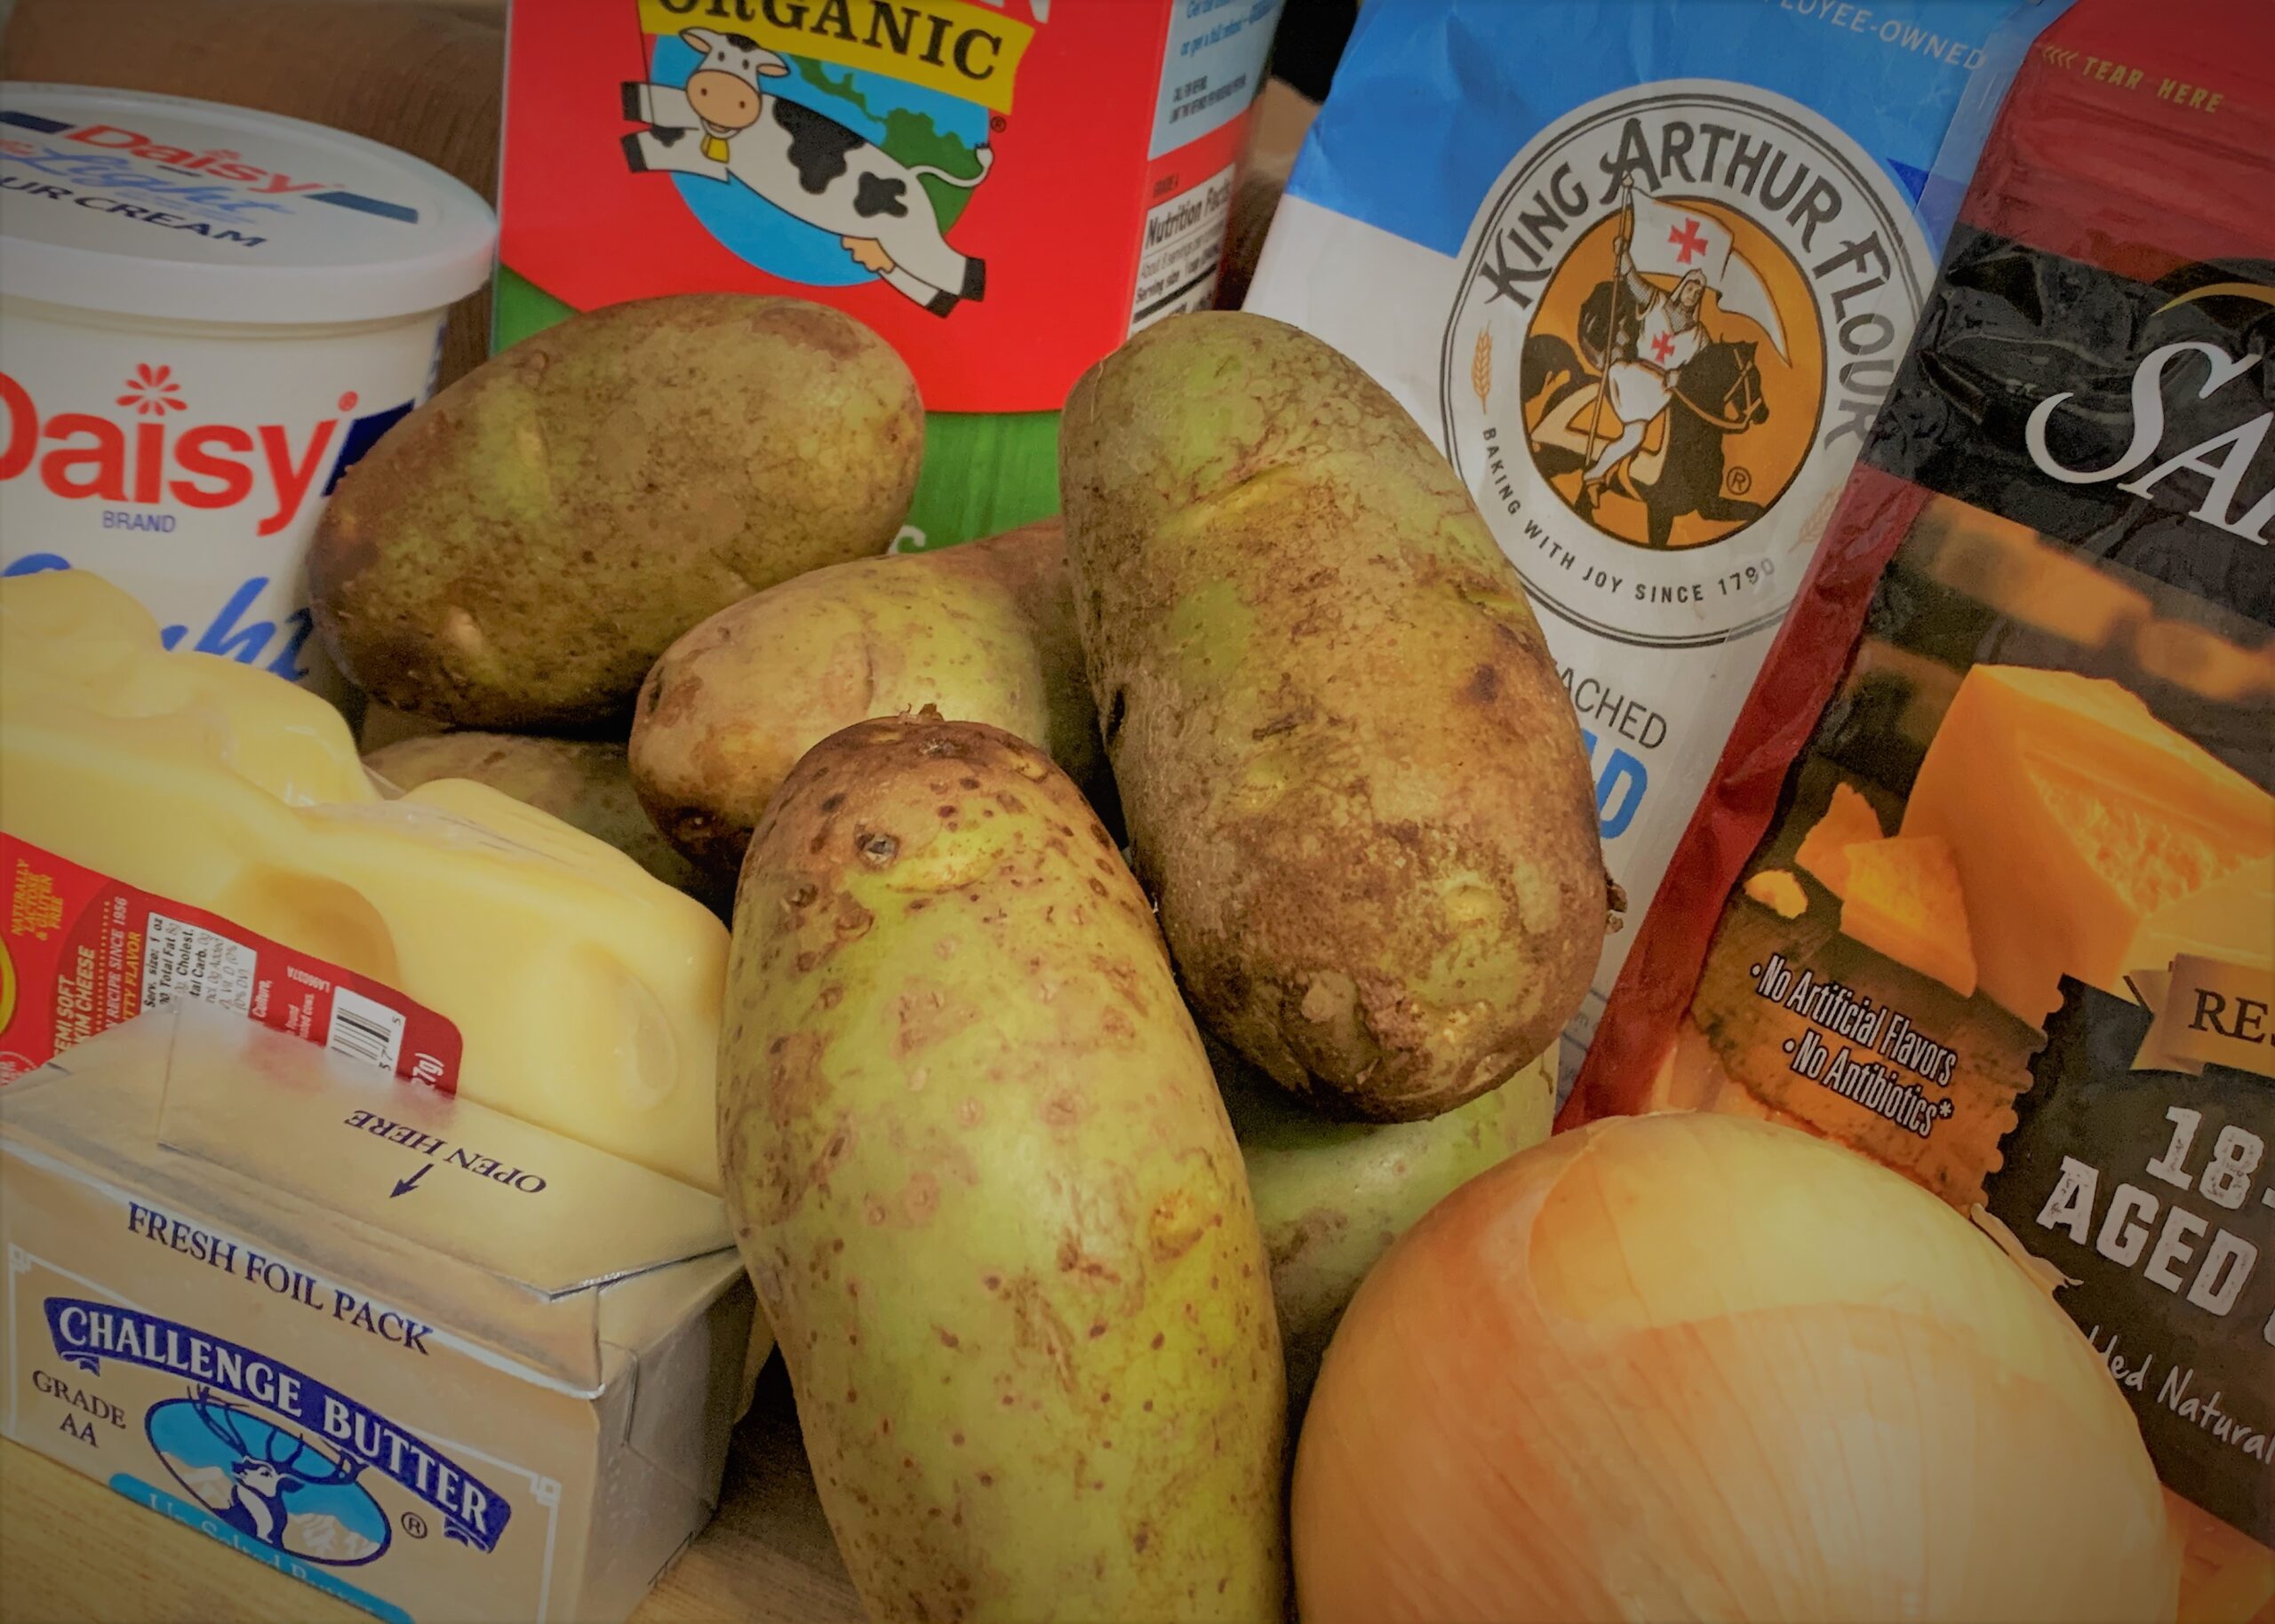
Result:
[1292, 1112, 2178, 1623]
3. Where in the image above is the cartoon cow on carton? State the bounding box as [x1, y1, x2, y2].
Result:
[623, 28, 991, 315]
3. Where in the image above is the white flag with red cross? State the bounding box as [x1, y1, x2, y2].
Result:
[1625, 189, 1789, 362]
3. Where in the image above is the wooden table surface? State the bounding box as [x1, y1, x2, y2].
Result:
[0, 1362, 866, 1624]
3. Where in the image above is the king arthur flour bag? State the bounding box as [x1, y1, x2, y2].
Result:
[1244, 0, 2054, 1086]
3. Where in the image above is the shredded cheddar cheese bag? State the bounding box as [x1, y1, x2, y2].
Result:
[1567, 2, 2274, 1612]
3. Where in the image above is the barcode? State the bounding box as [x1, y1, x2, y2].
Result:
[326, 987, 406, 1073]
[142, 914, 258, 1016]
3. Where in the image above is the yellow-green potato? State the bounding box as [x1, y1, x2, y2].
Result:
[630, 520, 1102, 886]
[720, 715, 1285, 1624]
[1212, 1034, 1552, 1414]
[1061, 311, 1609, 1122]
[311, 294, 922, 728]
[363, 732, 726, 912]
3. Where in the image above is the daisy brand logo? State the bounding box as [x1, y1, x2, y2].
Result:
[1443, 80, 1934, 649]
[117, 364, 186, 418]
[0, 363, 413, 538]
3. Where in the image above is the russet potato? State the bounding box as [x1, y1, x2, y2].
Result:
[719, 715, 1284, 1623]
[1060, 312, 1608, 1121]
[630, 520, 1102, 886]
[311, 294, 922, 728]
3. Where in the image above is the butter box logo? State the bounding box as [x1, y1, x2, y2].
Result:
[46, 1300, 512, 1557]
[1442, 81, 1932, 648]
[150, 1388, 392, 1566]
[616, 0, 1030, 315]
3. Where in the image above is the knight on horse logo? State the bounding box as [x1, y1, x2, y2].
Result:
[1443, 83, 1928, 648]
[1521, 178, 1811, 552]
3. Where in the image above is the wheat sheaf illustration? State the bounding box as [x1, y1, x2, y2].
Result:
[1472, 329, 1493, 409]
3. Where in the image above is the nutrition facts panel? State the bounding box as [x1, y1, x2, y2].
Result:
[1129, 164, 1237, 333]
[140, 913, 258, 1018]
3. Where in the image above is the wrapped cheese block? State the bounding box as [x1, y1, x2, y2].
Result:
[0, 569, 729, 1193]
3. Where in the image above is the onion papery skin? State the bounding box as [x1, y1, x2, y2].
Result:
[1291, 1113, 2179, 1624]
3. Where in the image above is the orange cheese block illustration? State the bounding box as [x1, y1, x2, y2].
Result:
[1838, 835, 1979, 997]
[1743, 869, 1808, 919]
[1902, 665, 2275, 1025]
[1794, 781, 1887, 898]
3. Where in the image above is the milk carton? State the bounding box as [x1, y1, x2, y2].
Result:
[496, 0, 1287, 550]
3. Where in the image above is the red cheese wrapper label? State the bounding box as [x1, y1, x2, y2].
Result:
[0, 834, 462, 1092]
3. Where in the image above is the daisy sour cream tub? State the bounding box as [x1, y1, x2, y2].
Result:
[0, 84, 496, 696]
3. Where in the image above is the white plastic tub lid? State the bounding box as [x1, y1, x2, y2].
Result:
[0, 83, 497, 326]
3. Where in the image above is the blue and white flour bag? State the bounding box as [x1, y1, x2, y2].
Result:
[1246, 0, 2062, 1087]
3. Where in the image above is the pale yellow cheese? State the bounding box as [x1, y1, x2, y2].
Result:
[0, 569, 378, 810]
[1903, 664, 2275, 1025]
[0, 571, 729, 1192]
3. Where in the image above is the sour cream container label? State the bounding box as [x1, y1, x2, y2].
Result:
[0, 84, 497, 697]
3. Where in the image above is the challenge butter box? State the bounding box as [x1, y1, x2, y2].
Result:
[1, 1006, 755, 1623]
